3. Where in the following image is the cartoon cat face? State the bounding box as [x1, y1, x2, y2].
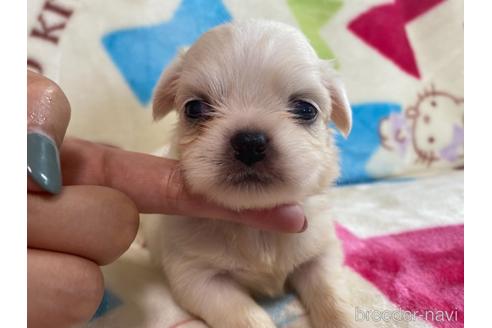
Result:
[406, 88, 463, 165]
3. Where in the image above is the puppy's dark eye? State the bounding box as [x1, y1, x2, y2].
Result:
[184, 100, 210, 120]
[290, 100, 318, 123]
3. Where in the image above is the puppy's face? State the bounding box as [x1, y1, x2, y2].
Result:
[153, 21, 352, 210]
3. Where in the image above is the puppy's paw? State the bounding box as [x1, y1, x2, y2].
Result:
[306, 299, 362, 328]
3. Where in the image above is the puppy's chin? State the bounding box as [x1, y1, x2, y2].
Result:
[187, 179, 305, 210]
[181, 161, 330, 210]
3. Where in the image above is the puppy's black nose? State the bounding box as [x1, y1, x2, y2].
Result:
[230, 131, 269, 166]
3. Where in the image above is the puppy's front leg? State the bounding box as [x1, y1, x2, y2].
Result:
[289, 255, 356, 328]
[167, 265, 276, 328]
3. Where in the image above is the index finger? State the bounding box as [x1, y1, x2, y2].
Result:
[60, 138, 306, 233]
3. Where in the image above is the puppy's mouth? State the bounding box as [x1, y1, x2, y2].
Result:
[222, 169, 276, 187]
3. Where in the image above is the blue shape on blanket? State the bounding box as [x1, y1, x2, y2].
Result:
[335, 102, 402, 185]
[102, 0, 232, 105]
[259, 293, 303, 327]
[91, 289, 123, 320]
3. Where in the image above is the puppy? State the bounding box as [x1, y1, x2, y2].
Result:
[143, 20, 355, 328]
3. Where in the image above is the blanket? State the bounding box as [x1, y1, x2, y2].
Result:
[27, 0, 464, 327]
[27, 0, 464, 183]
[88, 171, 463, 328]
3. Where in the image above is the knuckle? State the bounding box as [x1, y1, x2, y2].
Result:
[161, 164, 186, 213]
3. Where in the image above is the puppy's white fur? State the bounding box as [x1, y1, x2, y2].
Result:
[143, 20, 358, 328]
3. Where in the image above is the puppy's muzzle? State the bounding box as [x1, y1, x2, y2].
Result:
[230, 130, 269, 166]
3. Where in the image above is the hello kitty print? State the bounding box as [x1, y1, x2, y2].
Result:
[379, 86, 464, 169]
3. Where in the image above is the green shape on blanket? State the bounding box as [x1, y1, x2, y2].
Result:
[287, 0, 343, 61]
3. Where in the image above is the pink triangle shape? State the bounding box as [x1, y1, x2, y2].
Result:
[348, 3, 421, 78]
[397, 0, 445, 22]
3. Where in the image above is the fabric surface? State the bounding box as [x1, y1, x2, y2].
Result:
[86, 171, 463, 328]
[27, 1, 464, 327]
[27, 0, 464, 184]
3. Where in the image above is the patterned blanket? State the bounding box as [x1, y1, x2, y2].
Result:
[89, 171, 464, 328]
[27, 0, 464, 327]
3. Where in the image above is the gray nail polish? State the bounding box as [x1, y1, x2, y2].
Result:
[27, 132, 62, 194]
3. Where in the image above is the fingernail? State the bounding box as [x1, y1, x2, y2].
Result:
[27, 132, 62, 194]
[298, 216, 308, 233]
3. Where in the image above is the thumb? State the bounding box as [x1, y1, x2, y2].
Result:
[27, 70, 71, 194]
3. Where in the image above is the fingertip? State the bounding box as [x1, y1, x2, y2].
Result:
[239, 204, 306, 233]
[27, 70, 71, 148]
[27, 71, 72, 194]
[268, 204, 306, 233]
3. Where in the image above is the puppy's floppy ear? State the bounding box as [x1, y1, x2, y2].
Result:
[152, 53, 185, 120]
[319, 60, 352, 137]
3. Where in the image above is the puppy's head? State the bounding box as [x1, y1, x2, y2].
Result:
[153, 20, 351, 210]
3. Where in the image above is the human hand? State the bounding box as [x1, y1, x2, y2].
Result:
[27, 70, 305, 327]
[27, 70, 140, 328]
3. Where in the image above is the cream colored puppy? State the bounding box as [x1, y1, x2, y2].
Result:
[143, 20, 356, 328]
